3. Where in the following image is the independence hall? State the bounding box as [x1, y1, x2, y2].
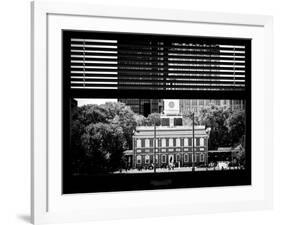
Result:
[129, 100, 209, 169]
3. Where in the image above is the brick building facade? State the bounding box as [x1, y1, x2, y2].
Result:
[131, 125, 208, 169]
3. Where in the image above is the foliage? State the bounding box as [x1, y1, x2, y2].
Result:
[198, 105, 245, 150]
[226, 110, 246, 145]
[81, 123, 126, 172]
[146, 113, 161, 126]
[182, 111, 200, 126]
[70, 101, 137, 174]
[134, 114, 146, 126]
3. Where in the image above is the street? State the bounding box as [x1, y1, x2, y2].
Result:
[114, 166, 243, 174]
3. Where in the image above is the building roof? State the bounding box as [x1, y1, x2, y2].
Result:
[133, 125, 207, 138]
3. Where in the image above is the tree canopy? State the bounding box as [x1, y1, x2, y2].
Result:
[199, 105, 245, 150]
[71, 101, 137, 174]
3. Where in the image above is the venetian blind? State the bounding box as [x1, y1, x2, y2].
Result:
[67, 32, 249, 93]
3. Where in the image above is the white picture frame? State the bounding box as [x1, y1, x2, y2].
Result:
[31, 1, 273, 224]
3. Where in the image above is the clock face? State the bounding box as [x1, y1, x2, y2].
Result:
[168, 101, 175, 108]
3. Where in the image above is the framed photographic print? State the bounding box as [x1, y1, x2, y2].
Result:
[31, 1, 273, 224]
[62, 30, 251, 194]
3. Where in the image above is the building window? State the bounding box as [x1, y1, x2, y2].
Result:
[136, 155, 141, 164]
[188, 138, 192, 146]
[169, 138, 173, 147]
[162, 155, 166, 163]
[161, 118, 170, 126]
[173, 138, 176, 146]
[141, 139, 145, 148]
[176, 154, 180, 162]
[145, 155, 150, 164]
[180, 138, 184, 146]
[149, 139, 153, 147]
[136, 139, 141, 148]
[166, 139, 169, 147]
[184, 138, 188, 146]
[200, 138, 204, 146]
[196, 138, 200, 146]
[145, 139, 150, 148]
[200, 154, 204, 162]
[176, 138, 180, 147]
[184, 154, 189, 162]
[174, 118, 183, 126]
[157, 139, 160, 147]
[161, 138, 166, 147]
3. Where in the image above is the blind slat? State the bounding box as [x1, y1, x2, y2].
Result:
[67, 32, 249, 92]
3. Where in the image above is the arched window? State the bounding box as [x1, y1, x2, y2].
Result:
[161, 155, 166, 163]
[145, 155, 150, 164]
[136, 155, 141, 164]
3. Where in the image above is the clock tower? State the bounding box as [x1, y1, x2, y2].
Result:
[164, 99, 180, 115]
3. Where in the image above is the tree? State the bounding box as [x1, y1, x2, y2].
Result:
[146, 113, 161, 126]
[226, 110, 246, 146]
[236, 146, 246, 168]
[106, 102, 137, 149]
[134, 114, 146, 126]
[199, 105, 232, 150]
[70, 101, 139, 174]
[198, 105, 246, 150]
[81, 123, 126, 172]
[182, 111, 200, 126]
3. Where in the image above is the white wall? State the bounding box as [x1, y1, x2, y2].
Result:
[0, 0, 280, 224]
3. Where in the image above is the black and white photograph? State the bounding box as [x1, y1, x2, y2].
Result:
[71, 98, 246, 174]
[62, 30, 251, 193]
